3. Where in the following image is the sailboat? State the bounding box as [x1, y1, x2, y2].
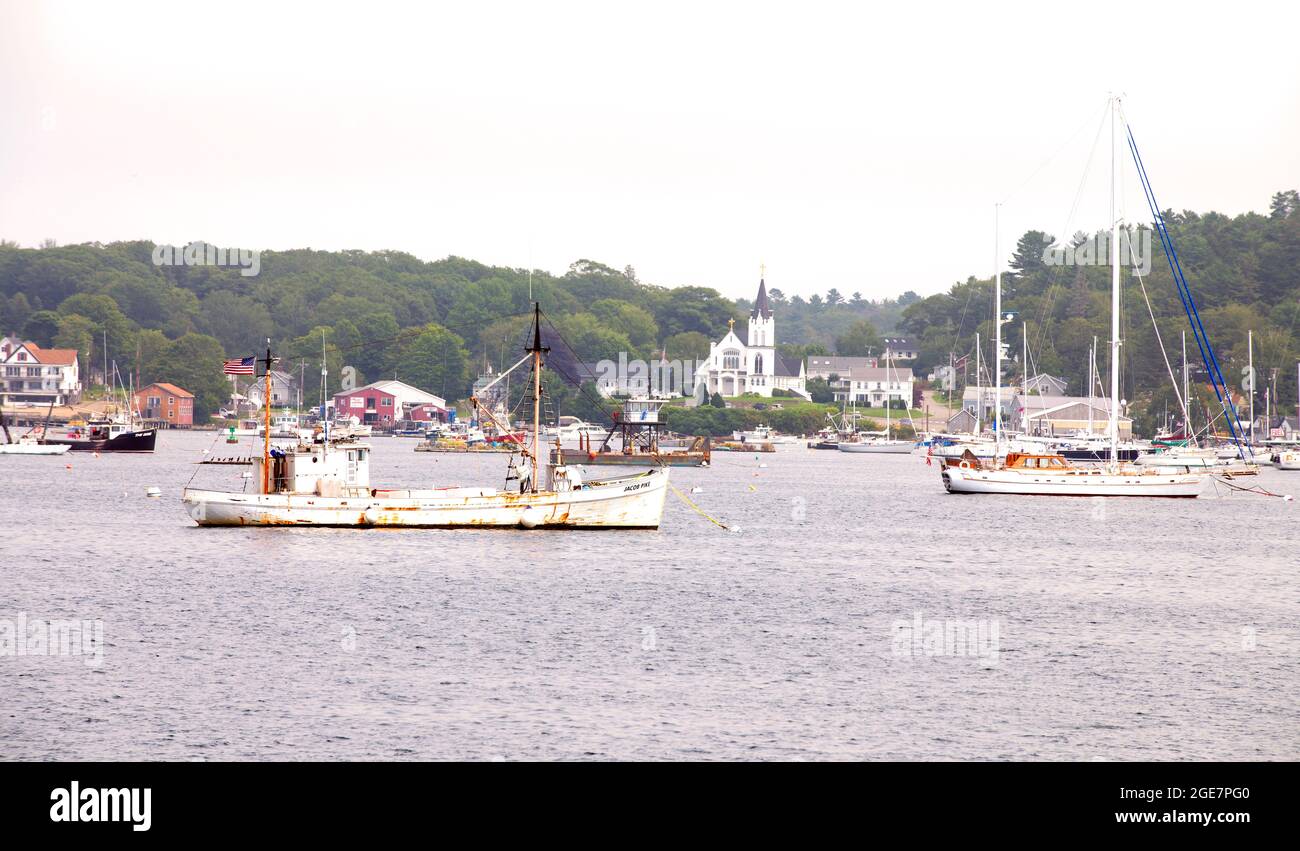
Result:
[838, 353, 915, 453]
[182, 306, 671, 528]
[942, 97, 1210, 497]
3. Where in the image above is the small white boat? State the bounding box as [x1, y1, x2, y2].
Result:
[1274, 449, 1300, 471]
[732, 424, 800, 446]
[0, 435, 71, 455]
[838, 435, 913, 454]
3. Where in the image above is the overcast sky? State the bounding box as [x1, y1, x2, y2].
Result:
[2, 1, 1297, 302]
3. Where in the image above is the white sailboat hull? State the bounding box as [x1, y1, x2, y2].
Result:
[182, 467, 670, 528]
[838, 441, 914, 454]
[941, 465, 1207, 497]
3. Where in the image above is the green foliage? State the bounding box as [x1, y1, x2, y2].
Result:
[834, 319, 883, 357]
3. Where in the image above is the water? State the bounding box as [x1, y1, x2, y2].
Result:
[2, 431, 1296, 760]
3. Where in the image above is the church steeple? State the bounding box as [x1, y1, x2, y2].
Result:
[748, 269, 775, 349]
[751, 277, 773, 321]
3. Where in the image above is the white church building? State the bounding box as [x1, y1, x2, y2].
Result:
[694, 277, 808, 400]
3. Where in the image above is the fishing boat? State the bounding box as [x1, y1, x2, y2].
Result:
[942, 97, 1233, 497]
[182, 308, 671, 528]
[41, 413, 157, 452]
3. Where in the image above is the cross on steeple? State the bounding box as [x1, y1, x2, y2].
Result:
[728, 318, 735, 332]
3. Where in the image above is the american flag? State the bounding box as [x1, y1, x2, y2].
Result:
[223, 356, 255, 375]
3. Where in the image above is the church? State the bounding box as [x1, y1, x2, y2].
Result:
[694, 277, 809, 400]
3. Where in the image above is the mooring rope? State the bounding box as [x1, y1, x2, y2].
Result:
[668, 482, 733, 530]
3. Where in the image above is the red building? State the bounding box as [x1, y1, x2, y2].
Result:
[135, 382, 194, 428]
[409, 402, 449, 423]
[333, 385, 398, 426]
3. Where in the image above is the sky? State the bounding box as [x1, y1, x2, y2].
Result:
[1, 0, 1297, 302]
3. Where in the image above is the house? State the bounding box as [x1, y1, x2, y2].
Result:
[134, 382, 194, 428]
[0, 334, 82, 406]
[1021, 372, 1069, 396]
[881, 337, 917, 361]
[332, 380, 446, 427]
[946, 392, 1133, 438]
[243, 368, 298, 410]
[1016, 394, 1133, 438]
[1253, 414, 1299, 440]
[805, 355, 878, 380]
[960, 386, 1018, 426]
[694, 276, 809, 399]
[835, 366, 915, 408]
[409, 402, 450, 423]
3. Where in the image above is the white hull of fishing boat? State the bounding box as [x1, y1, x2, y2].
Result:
[0, 440, 70, 455]
[182, 467, 668, 528]
[1275, 450, 1300, 471]
[838, 439, 913, 454]
[941, 464, 1207, 497]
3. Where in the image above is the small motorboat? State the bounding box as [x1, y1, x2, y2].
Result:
[0, 434, 71, 455]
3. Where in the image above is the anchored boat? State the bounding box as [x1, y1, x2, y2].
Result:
[182, 306, 671, 529]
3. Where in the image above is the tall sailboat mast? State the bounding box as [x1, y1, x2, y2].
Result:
[1108, 96, 1122, 466]
[1248, 328, 1254, 445]
[994, 203, 1003, 454]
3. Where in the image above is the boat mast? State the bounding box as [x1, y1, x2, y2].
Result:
[1182, 330, 1190, 442]
[974, 332, 981, 435]
[994, 202, 1002, 456]
[1248, 328, 1254, 446]
[527, 303, 548, 493]
[261, 340, 273, 494]
[1108, 96, 1121, 466]
[1087, 337, 1094, 436]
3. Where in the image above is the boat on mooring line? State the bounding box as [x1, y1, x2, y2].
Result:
[182, 306, 671, 528]
[40, 414, 157, 453]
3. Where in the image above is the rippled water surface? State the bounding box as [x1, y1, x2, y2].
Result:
[2, 430, 1297, 760]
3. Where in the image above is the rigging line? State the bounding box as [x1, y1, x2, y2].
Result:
[1031, 101, 1112, 358]
[310, 311, 534, 358]
[539, 310, 621, 426]
[1130, 234, 1192, 443]
[1124, 117, 1250, 459]
[997, 98, 1112, 206]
